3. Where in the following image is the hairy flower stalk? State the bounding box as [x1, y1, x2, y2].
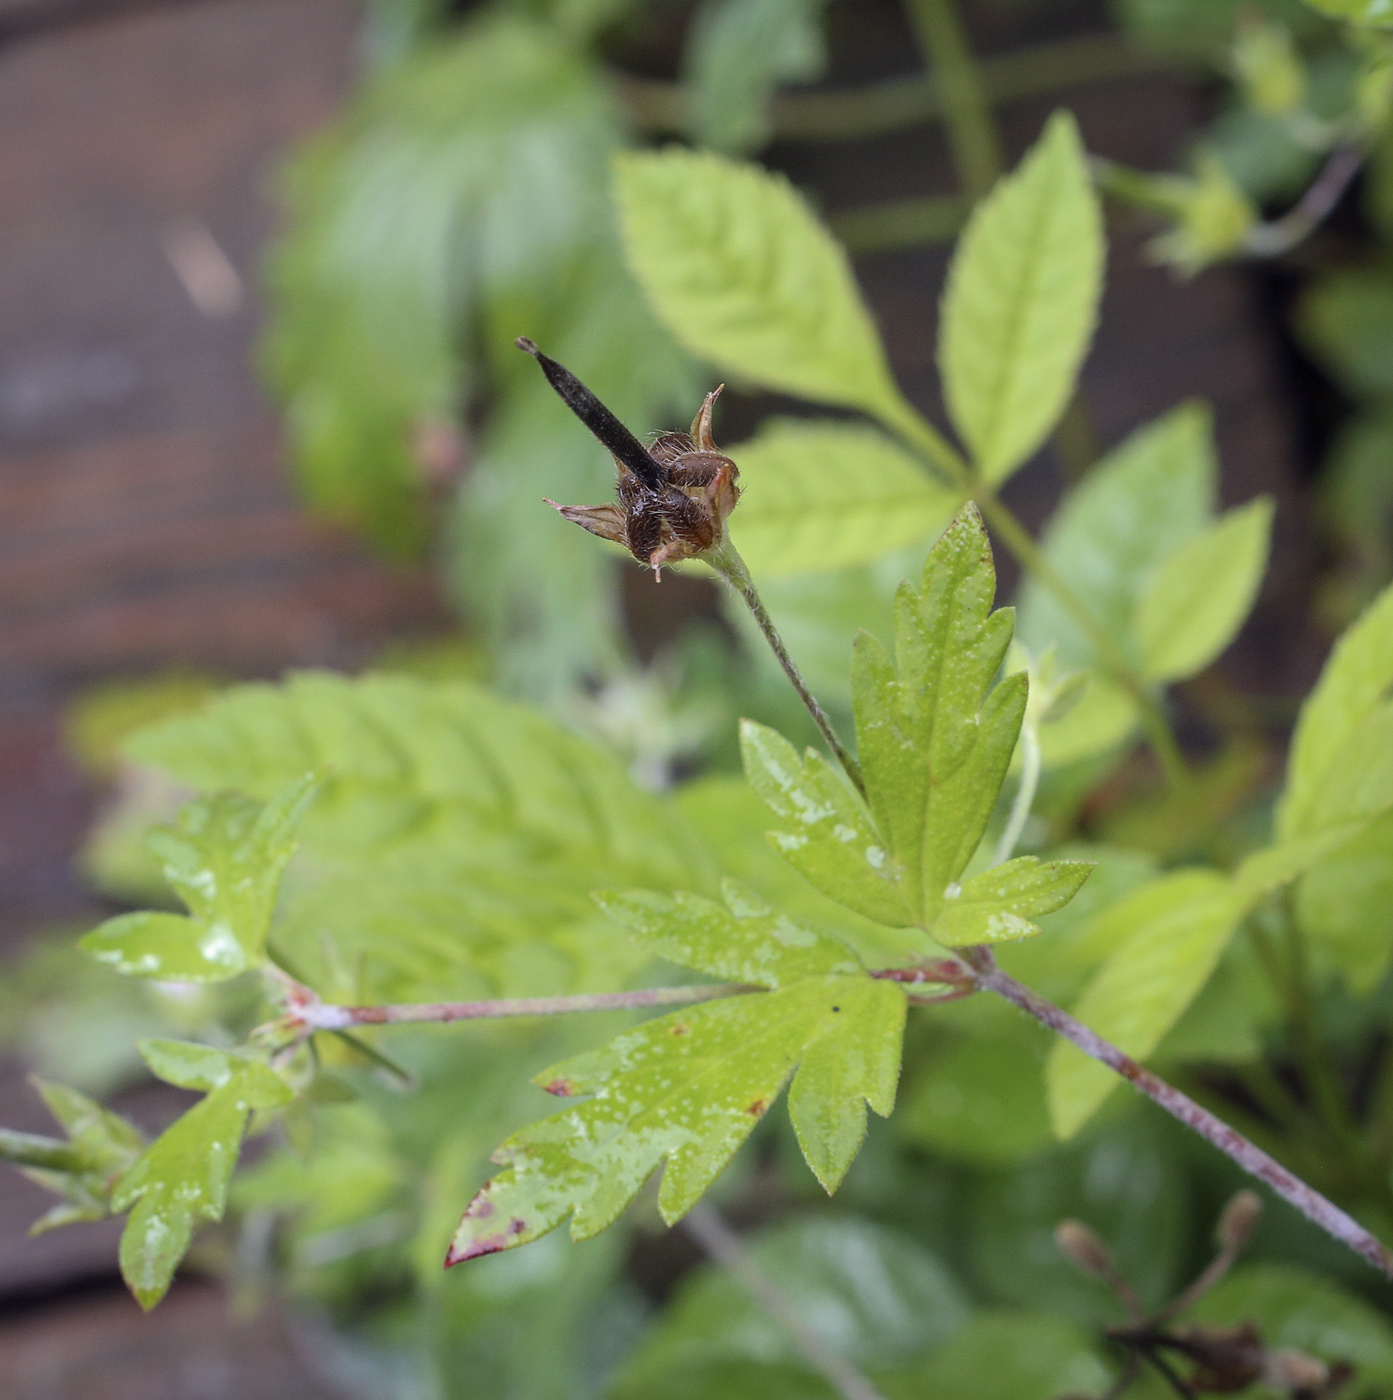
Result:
[518, 338, 862, 786]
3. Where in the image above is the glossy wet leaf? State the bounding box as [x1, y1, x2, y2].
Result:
[1134, 496, 1274, 682]
[114, 1042, 294, 1309]
[934, 857, 1094, 947]
[850, 505, 1027, 930]
[1047, 871, 1249, 1137]
[939, 111, 1104, 485]
[739, 719, 909, 927]
[1018, 402, 1216, 671]
[614, 148, 908, 425]
[728, 419, 959, 577]
[1280, 580, 1393, 838]
[79, 775, 319, 982]
[594, 883, 860, 988]
[2, 1079, 145, 1236]
[448, 974, 905, 1261]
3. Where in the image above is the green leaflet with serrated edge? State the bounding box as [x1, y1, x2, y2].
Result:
[80, 774, 319, 983]
[448, 974, 905, 1262]
[739, 720, 909, 927]
[939, 111, 1104, 485]
[613, 148, 908, 426]
[851, 504, 1029, 930]
[113, 1042, 294, 1309]
[594, 882, 860, 988]
[3, 1080, 145, 1237]
[934, 857, 1095, 947]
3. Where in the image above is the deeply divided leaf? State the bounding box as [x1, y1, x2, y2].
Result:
[114, 1042, 293, 1309]
[448, 974, 906, 1262]
[939, 111, 1104, 485]
[79, 775, 319, 982]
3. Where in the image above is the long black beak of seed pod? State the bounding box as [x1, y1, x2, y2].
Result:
[516, 337, 664, 490]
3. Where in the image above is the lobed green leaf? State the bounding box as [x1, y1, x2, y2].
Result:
[594, 882, 860, 988]
[934, 858, 1095, 947]
[448, 974, 905, 1261]
[114, 1044, 293, 1309]
[79, 775, 319, 983]
[939, 111, 1104, 485]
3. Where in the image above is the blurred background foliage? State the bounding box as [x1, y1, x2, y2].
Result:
[8, 0, 1393, 1396]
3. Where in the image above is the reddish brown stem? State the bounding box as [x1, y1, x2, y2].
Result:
[966, 950, 1393, 1279]
[299, 982, 757, 1031]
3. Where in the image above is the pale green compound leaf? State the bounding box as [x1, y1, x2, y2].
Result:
[79, 774, 318, 983]
[594, 883, 860, 988]
[614, 148, 909, 425]
[851, 504, 1025, 928]
[1135, 496, 1274, 682]
[0, 1079, 145, 1236]
[939, 110, 1104, 485]
[1047, 871, 1249, 1138]
[728, 420, 959, 577]
[447, 975, 905, 1261]
[684, 0, 827, 154]
[1280, 580, 1393, 839]
[934, 858, 1094, 947]
[739, 719, 909, 927]
[1018, 402, 1216, 671]
[114, 1043, 293, 1309]
[123, 672, 694, 1002]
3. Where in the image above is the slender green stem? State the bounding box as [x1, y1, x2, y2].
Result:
[707, 538, 866, 796]
[994, 722, 1040, 865]
[832, 193, 967, 254]
[615, 34, 1194, 145]
[903, 0, 1002, 199]
[971, 489, 1191, 789]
